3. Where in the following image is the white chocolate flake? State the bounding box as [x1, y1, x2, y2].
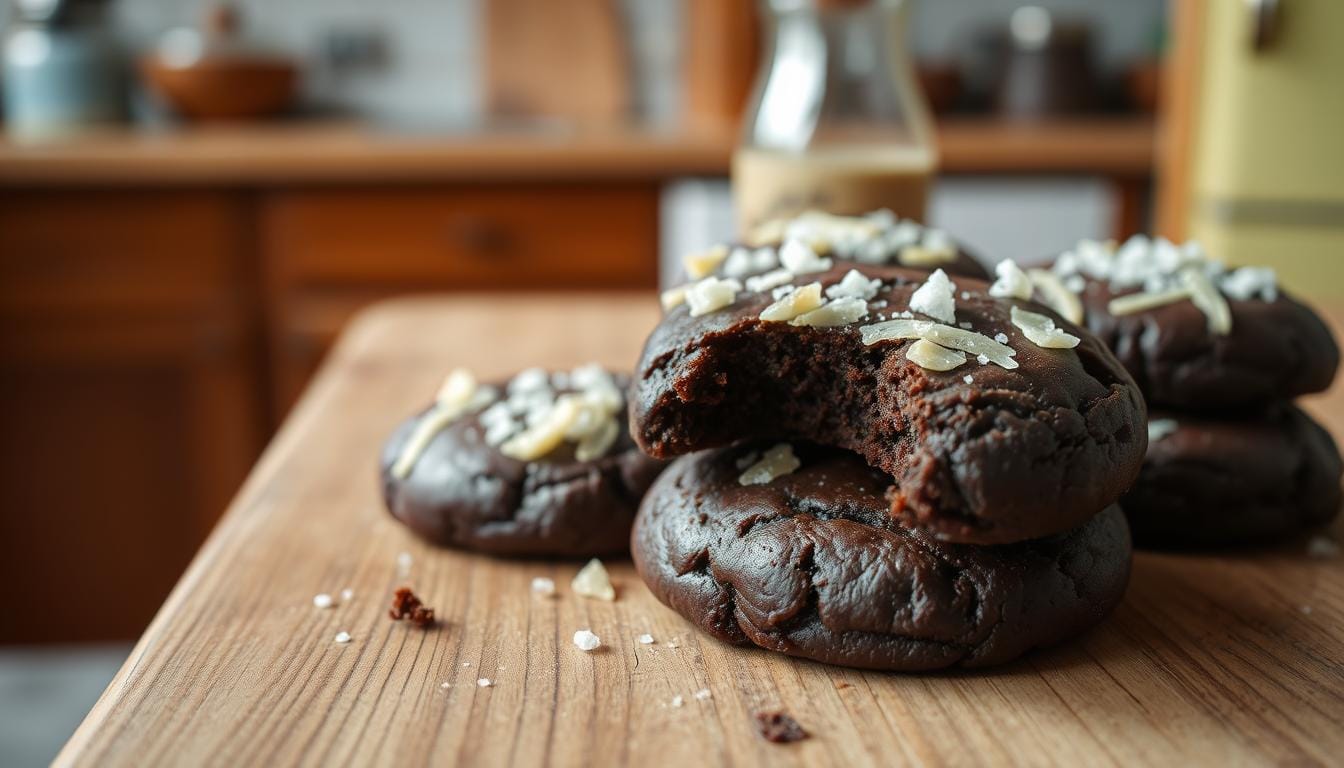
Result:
[789, 297, 868, 328]
[760, 282, 824, 322]
[860, 319, 1018, 369]
[682, 244, 729, 279]
[1027, 269, 1084, 324]
[906, 338, 967, 371]
[1010, 306, 1081, 349]
[572, 558, 616, 601]
[737, 443, 801, 486]
[686, 276, 742, 317]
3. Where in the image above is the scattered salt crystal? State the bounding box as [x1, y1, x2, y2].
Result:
[463, 662, 471, 667]
[694, 688, 712, 701]
[396, 551, 413, 577]
[963, 375, 973, 384]
[441, 682, 451, 689]
[670, 696, 684, 708]
[994, 332, 1009, 344]
[825, 269, 881, 301]
[477, 678, 494, 688]
[313, 593, 334, 609]
[686, 276, 743, 317]
[779, 239, 833, 275]
[745, 267, 794, 293]
[573, 629, 602, 652]
[340, 588, 354, 602]
[909, 269, 957, 324]
[531, 577, 557, 597]
[334, 631, 352, 644]
[638, 634, 655, 644]
[572, 558, 617, 601]
[977, 354, 990, 365]
[989, 260, 1033, 301]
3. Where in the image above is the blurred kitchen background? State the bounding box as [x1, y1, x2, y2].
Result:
[2, 0, 1341, 763]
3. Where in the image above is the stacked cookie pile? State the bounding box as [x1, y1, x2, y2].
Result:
[628, 210, 1148, 670]
[1029, 236, 1342, 547]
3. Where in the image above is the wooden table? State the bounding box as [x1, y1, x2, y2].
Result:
[58, 295, 1344, 767]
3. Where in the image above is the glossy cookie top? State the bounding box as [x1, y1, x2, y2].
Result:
[1044, 236, 1338, 409]
[634, 262, 1146, 544]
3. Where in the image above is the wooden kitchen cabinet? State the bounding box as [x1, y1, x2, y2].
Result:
[0, 190, 266, 643]
[260, 183, 659, 412]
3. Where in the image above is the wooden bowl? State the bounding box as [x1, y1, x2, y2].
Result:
[140, 55, 298, 121]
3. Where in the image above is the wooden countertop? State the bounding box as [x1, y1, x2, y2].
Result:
[58, 294, 1343, 766]
[0, 118, 1155, 186]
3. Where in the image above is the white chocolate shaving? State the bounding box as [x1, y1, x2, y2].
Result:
[779, 239, 833, 274]
[859, 318, 1019, 369]
[745, 267, 795, 293]
[574, 417, 619, 461]
[682, 244, 729, 279]
[737, 443, 801, 486]
[1010, 306, 1081, 349]
[906, 338, 967, 371]
[1106, 287, 1192, 316]
[746, 217, 788, 247]
[760, 282, 823, 322]
[1147, 418, 1179, 442]
[989, 260, 1033, 300]
[499, 395, 581, 461]
[1182, 267, 1232, 335]
[1027, 269, 1084, 324]
[789, 296, 868, 328]
[572, 558, 616, 601]
[660, 284, 689, 311]
[686, 276, 742, 317]
[392, 368, 483, 479]
[898, 244, 958, 267]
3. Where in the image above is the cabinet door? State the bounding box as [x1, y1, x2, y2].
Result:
[0, 191, 265, 643]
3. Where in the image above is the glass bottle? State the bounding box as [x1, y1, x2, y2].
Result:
[733, 0, 937, 232]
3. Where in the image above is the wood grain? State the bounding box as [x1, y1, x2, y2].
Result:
[58, 295, 1344, 766]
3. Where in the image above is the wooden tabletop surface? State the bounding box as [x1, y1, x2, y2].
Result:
[0, 118, 1154, 186]
[58, 294, 1344, 767]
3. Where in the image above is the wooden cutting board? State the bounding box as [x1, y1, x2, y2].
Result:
[58, 295, 1344, 766]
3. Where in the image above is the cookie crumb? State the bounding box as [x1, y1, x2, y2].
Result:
[334, 631, 352, 644]
[638, 634, 655, 644]
[531, 577, 557, 597]
[694, 688, 712, 701]
[754, 710, 808, 743]
[477, 678, 494, 688]
[1307, 535, 1339, 559]
[389, 587, 436, 628]
[573, 629, 602, 651]
[313, 593, 334, 609]
[572, 558, 617, 601]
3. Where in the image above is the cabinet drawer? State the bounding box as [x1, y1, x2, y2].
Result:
[262, 185, 659, 291]
[0, 191, 244, 314]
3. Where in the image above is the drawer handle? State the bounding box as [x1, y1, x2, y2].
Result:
[445, 217, 517, 260]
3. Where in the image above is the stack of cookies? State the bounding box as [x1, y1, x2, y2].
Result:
[1032, 236, 1343, 547]
[628, 211, 1149, 670]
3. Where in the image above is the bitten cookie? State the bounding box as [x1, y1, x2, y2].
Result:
[1045, 236, 1339, 409]
[381, 366, 665, 557]
[678, 209, 989, 286]
[632, 443, 1132, 671]
[1125, 406, 1342, 548]
[636, 263, 1146, 545]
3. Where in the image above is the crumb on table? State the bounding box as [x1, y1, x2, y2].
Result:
[389, 586, 436, 628]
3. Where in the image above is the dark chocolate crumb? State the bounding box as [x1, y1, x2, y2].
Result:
[754, 710, 808, 743]
[389, 587, 436, 628]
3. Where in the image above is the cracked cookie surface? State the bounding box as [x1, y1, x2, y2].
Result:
[1126, 406, 1342, 548]
[632, 264, 1147, 544]
[632, 443, 1131, 671]
[380, 374, 666, 557]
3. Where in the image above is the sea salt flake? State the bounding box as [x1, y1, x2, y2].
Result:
[531, 577, 557, 597]
[573, 629, 602, 651]
[670, 696, 684, 708]
[686, 276, 743, 317]
[572, 558, 616, 601]
[335, 631, 352, 644]
[694, 688, 713, 701]
[638, 634, 655, 644]
[825, 269, 882, 301]
[313, 593, 334, 609]
[989, 260, 1033, 300]
[340, 588, 354, 601]
[909, 269, 957, 323]
[779, 239, 833, 274]
[477, 678, 494, 688]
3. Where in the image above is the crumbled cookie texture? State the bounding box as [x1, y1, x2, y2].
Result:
[908, 268, 957, 323]
[1010, 306, 1081, 349]
[760, 282, 823, 322]
[572, 629, 602, 651]
[738, 443, 801, 486]
[906, 338, 967, 371]
[572, 558, 616, 601]
[754, 711, 809, 743]
[1147, 418, 1179, 443]
[389, 587, 436, 628]
[989, 259, 1033, 300]
[860, 318, 1018, 369]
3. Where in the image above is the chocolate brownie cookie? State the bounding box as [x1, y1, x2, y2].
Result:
[637, 263, 1146, 544]
[381, 366, 665, 557]
[1046, 236, 1339, 409]
[632, 443, 1132, 670]
[679, 209, 989, 286]
[1125, 406, 1342, 548]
